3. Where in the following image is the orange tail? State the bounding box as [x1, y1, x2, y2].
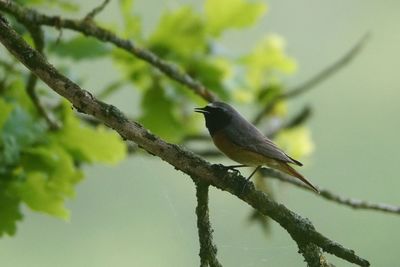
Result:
[278, 163, 319, 193]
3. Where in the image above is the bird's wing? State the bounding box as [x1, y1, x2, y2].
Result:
[223, 119, 302, 166]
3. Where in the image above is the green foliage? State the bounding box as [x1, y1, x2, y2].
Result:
[205, 0, 267, 36]
[0, 99, 13, 130]
[49, 36, 110, 60]
[14, 145, 83, 219]
[242, 35, 297, 89]
[119, 0, 142, 39]
[0, 185, 22, 237]
[275, 126, 314, 160]
[139, 85, 185, 142]
[149, 7, 206, 57]
[53, 103, 126, 164]
[0, 0, 313, 238]
[0, 82, 126, 235]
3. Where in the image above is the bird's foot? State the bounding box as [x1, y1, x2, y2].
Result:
[240, 166, 261, 194]
[212, 164, 246, 175]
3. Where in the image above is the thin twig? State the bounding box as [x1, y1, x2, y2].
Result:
[260, 168, 400, 215]
[195, 182, 222, 267]
[97, 80, 125, 99]
[24, 23, 60, 130]
[182, 134, 209, 143]
[280, 105, 312, 130]
[253, 33, 370, 124]
[0, 17, 369, 266]
[265, 105, 312, 138]
[84, 0, 111, 21]
[0, 0, 217, 102]
[285, 33, 370, 99]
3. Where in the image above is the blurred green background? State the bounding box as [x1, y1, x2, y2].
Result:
[1, 0, 399, 266]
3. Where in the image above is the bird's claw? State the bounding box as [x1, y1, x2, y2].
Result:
[212, 164, 242, 175]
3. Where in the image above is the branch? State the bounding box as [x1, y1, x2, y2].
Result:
[195, 182, 222, 267]
[84, 0, 111, 21]
[0, 0, 217, 103]
[261, 168, 400, 215]
[24, 24, 60, 130]
[279, 105, 312, 130]
[253, 33, 370, 124]
[0, 15, 369, 267]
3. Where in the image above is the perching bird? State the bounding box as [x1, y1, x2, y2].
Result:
[195, 101, 318, 192]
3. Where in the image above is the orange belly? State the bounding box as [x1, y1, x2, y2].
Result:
[212, 131, 277, 166]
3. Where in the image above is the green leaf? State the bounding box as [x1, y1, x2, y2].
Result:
[112, 48, 152, 88]
[242, 35, 297, 89]
[0, 98, 13, 130]
[49, 36, 110, 60]
[274, 126, 314, 160]
[53, 1, 79, 12]
[14, 145, 83, 219]
[0, 135, 20, 167]
[184, 57, 231, 100]
[139, 85, 184, 142]
[15, 0, 45, 5]
[1, 105, 46, 148]
[149, 7, 206, 57]
[4, 80, 36, 115]
[205, 0, 267, 36]
[119, 0, 142, 38]
[0, 185, 22, 237]
[0, 101, 47, 168]
[53, 102, 127, 164]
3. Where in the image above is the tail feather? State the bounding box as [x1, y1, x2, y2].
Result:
[287, 156, 303, 166]
[278, 163, 319, 193]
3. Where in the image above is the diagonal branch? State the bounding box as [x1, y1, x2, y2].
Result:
[0, 15, 369, 267]
[253, 33, 370, 124]
[0, 0, 217, 102]
[284, 33, 369, 99]
[195, 182, 222, 267]
[261, 168, 400, 215]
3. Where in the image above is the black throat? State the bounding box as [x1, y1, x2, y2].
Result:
[204, 112, 232, 136]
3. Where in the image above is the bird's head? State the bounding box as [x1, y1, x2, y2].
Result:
[194, 101, 234, 135]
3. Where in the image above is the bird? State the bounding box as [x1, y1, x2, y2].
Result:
[195, 101, 319, 193]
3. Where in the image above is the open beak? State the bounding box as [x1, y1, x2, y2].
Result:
[194, 107, 209, 114]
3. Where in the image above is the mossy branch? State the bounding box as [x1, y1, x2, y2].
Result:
[195, 182, 222, 267]
[0, 15, 369, 267]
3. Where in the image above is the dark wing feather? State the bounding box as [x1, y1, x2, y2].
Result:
[222, 115, 302, 166]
